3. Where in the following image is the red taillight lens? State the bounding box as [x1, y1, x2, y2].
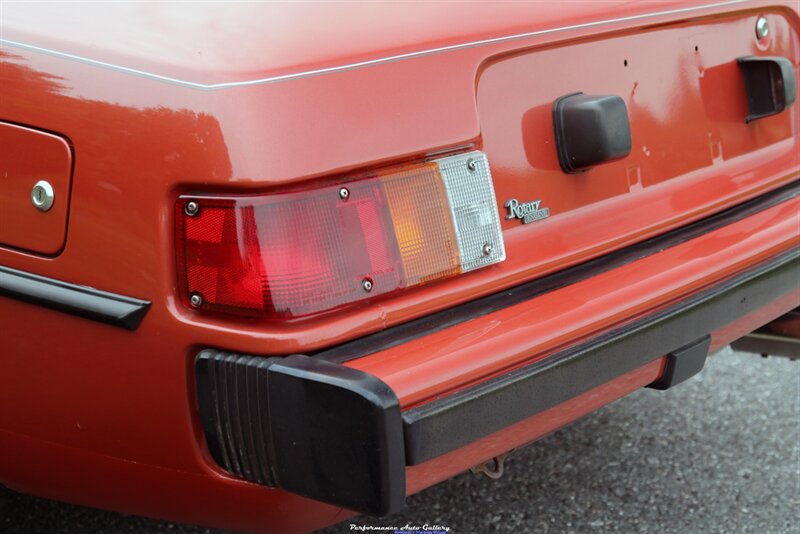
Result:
[176, 152, 506, 320]
[177, 179, 403, 318]
[182, 201, 266, 312]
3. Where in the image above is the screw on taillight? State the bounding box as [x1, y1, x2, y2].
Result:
[184, 201, 199, 216]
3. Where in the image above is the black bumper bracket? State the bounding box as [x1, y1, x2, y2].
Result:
[648, 335, 711, 390]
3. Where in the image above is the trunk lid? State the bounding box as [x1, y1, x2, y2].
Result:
[479, 11, 797, 253]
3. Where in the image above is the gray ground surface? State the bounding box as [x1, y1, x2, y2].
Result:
[1, 348, 798, 533]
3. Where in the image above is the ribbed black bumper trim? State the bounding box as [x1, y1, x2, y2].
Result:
[401, 249, 799, 464]
[0, 266, 150, 330]
[196, 352, 405, 516]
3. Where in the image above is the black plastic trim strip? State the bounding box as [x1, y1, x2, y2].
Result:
[316, 180, 799, 364]
[402, 249, 799, 464]
[0, 266, 151, 330]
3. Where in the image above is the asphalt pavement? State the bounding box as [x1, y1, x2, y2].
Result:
[2, 347, 798, 533]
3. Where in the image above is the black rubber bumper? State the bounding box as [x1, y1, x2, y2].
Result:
[195, 247, 798, 516]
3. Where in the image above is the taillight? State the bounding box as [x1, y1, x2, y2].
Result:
[176, 151, 505, 319]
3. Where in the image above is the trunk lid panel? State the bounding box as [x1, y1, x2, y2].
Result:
[479, 12, 797, 236]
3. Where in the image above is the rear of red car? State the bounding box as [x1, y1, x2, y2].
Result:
[0, 2, 798, 532]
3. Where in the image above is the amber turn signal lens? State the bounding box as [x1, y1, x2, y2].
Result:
[381, 162, 461, 285]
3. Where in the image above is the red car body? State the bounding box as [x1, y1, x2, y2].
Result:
[0, 1, 798, 532]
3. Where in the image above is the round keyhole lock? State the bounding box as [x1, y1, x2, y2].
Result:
[755, 16, 769, 40]
[31, 180, 55, 212]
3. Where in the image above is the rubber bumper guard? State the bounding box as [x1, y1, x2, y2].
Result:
[196, 353, 405, 516]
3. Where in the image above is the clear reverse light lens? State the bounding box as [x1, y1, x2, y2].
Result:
[438, 151, 506, 272]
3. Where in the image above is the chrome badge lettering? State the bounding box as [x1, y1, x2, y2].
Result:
[504, 198, 550, 224]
